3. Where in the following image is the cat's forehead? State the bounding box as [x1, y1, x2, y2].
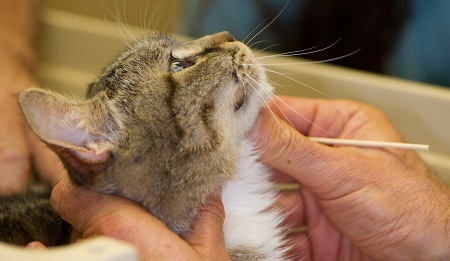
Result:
[137, 32, 180, 51]
[87, 33, 177, 97]
[135, 31, 236, 57]
[87, 31, 242, 100]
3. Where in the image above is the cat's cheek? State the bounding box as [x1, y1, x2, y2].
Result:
[51, 146, 112, 187]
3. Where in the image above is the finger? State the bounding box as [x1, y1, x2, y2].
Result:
[271, 96, 406, 141]
[271, 169, 297, 183]
[183, 191, 229, 259]
[0, 95, 30, 195]
[268, 96, 355, 137]
[51, 176, 193, 260]
[252, 107, 334, 181]
[274, 189, 305, 229]
[252, 108, 369, 200]
[51, 176, 163, 240]
[268, 96, 327, 135]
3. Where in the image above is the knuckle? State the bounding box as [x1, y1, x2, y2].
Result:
[203, 196, 226, 222]
[0, 146, 29, 166]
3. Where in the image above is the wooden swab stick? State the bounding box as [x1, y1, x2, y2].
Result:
[308, 137, 429, 151]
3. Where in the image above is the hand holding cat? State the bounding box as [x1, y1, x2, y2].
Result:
[50, 175, 231, 261]
[252, 96, 450, 260]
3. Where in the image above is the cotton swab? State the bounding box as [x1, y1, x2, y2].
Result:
[308, 137, 429, 151]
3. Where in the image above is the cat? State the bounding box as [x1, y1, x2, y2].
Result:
[2, 31, 289, 260]
[0, 184, 71, 246]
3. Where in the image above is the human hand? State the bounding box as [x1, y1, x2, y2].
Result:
[50, 175, 230, 261]
[252, 96, 450, 260]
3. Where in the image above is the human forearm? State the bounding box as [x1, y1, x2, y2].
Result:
[0, 0, 40, 194]
[412, 177, 450, 260]
[0, 0, 40, 71]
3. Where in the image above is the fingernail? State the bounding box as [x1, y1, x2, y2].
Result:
[26, 241, 47, 250]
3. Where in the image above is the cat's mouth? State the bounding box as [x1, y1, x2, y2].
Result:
[234, 90, 247, 111]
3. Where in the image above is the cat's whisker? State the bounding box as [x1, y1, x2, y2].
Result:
[255, 48, 362, 66]
[139, 0, 151, 37]
[252, 43, 283, 56]
[147, 0, 159, 34]
[162, 12, 185, 35]
[247, 40, 276, 51]
[113, 1, 131, 41]
[271, 95, 337, 137]
[101, 1, 135, 48]
[242, 17, 271, 45]
[244, 0, 289, 46]
[255, 38, 342, 60]
[255, 46, 319, 59]
[241, 75, 263, 98]
[262, 68, 329, 97]
[266, 78, 285, 91]
[247, 78, 304, 138]
[244, 72, 336, 138]
[120, 0, 138, 43]
[241, 75, 279, 122]
[153, 2, 168, 33]
[103, 16, 132, 49]
[256, 47, 319, 60]
[244, 74, 303, 142]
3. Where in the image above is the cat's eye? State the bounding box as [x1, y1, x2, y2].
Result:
[170, 60, 191, 73]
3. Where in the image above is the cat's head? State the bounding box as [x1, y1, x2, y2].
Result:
[19, 32, 273, 233]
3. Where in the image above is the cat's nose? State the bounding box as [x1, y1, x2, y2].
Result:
[223, 32, 237, 42]
[213, 31, 236, 43]
[172, 32, 237, 58]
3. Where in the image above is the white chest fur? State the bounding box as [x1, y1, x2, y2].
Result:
[222, 140, 287, 260]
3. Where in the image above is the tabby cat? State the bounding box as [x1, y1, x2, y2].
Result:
[2, 31, 289, 260]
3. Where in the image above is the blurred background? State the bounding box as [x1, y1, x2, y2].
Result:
[38, 0, 450, 180]
[42, 0, 450, 88]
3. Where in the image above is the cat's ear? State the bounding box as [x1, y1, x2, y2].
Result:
[18, 88, 112, 166]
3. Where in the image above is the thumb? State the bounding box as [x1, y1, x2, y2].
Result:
[50, 176, 160, 242]
[183, 191, 229, 260]
[251, 108, 345, 194]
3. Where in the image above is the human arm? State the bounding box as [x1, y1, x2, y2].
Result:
[252, 96, 450, 260]
[50, 175, 230, 261]
[0, 0, 64, 194]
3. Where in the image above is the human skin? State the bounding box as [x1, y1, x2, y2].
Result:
[253, 96, 450, 260]
[50, 176, 230, 261]
[0, 0, 64, 194]
[50, 96, 450, 260]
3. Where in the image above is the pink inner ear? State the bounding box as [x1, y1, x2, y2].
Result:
[54, 146, 111, 176]
[71, 145, 110, 164]
[20, 89, 90, 147]
[20, 88, 113, 169]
